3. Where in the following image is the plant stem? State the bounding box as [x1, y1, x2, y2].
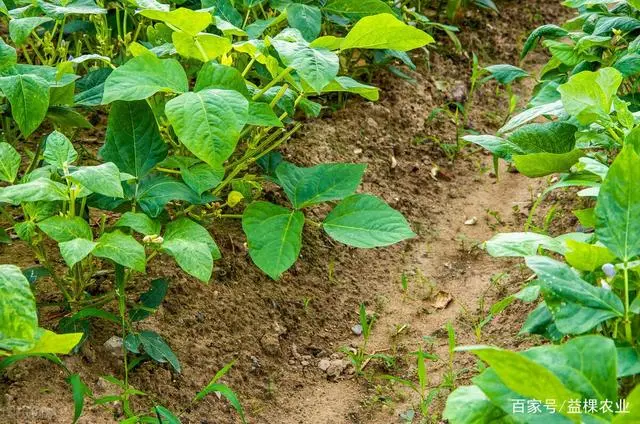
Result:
[624, 263, 633, 343]
[252, 67, 293, 101]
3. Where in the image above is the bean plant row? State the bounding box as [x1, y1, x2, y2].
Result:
[445, 0, 640, 422]
[0, 0, 443, 421]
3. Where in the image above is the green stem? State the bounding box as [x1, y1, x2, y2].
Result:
[252, 67, 293, 101]
[624, 263, 633, 343]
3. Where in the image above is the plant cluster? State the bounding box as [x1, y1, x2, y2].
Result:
[0, 0, 440, 421]
[445, 1, 640, 422]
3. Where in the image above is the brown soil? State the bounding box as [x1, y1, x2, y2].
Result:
[0, 1, 573, 423]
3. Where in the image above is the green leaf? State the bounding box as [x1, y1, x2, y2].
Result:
[165, 89, 248, 167]
[321, 76, 379, 101]
[526, 256, 624, 334]
[513, 149, 584, 178]
[133, 174, 201, 217]
[129, 279, 168, 322]
[0, 178, 69, 205]
[0, 74, 50, 137]
[498, 100, 565, 134]
[275, 162, 366, 209]
[59, 238, 97, 268]
[9, 17, 54, 45]
[522, 25, 568, 59]
[69, 163, 124, 198]
[93, 230, 146, 272]
[507, 122, 577, 154]
[101, 100, 167, 179]
[194, 383, 246, 423]
[37, 0, 106, 19]
[247, 102, 283, 127]
[323, 194, 415, 248]
[102, 55, 188, 103]
[172, 32, 232, 62]
[140, 8, 212, 36]
[43, 131, 78, 168]
[287, 4, 321, 41]
[270, 37, 339, 93]
[323, 0, 393, 18]
[443, 385, 509, 422]
[558, 67, 622, 125]
[37, 216, 92, 242]
[161, 218, 220, 282]
[115, 212, 161, 236]
[485, 232, 562, 257]
[0, 264, 37, 352]
[595, 145, 640, 261]
[24, 328, 82, 354]
[0, 37, 17, 69]
[125, 330, 180, 372]
[242, 201, 304, 280]
[195, 62, 249, 96]
[154, 406, 181, 424]
[67, 374, 91, 424]
[565, 240, 616, 272]
[341, 13, 434, 51]
[0, 142, 20, 183]
[484, 64, 528, 84]
[614, 385, 640, 423]
[463, 134, 522, 160]
[463, 345, 579, 418]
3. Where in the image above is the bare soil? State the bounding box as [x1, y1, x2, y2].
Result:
[0, 1, 573, 423]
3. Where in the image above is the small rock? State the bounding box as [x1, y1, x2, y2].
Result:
[260, 333, 281, 355]
[326, 359, 349, 378]
[104, 336, 123, 356]
[353, 147, 363, 155]
[432, 291, 453, 310]
[464, 216, 478, 225]
[318, 358, 331, 371]
[301, 360, 310, 366]
[390, 155, 398, 169]
[351, 324, 363, 336]
[366, 117, 379, 129]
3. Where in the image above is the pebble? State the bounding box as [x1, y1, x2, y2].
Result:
[318, 358, 331, 371]
[464, 216, 478, 225]
[366, 117, 379, 129]
[351, 324, 363, 336]
[103, 336, 123, 356]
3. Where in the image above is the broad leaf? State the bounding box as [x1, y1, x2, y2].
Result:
[172, 32, 232, 62]
[595, 145, 640, 261]
[133, 174, 201, 217]
[9, 17, 53, 45]
[323, 194, 415, 248]
[0, 178, 69, 205]
[59, 238, 97, 268]
[513, 149, 584, 177]
[43, 131, 77, 168]
[0, 265, 37, 352]
[69, 163, 124, 198]
[102, 55, 188, 103]
[25, 328, 82, 354]
[287, 3, 321, 41]
[165, 89, 248, 167]
[37, 216, 92, 242]
[195, 62, 249, 96]
[323, 0, 393, 18]
[129, 279, 169, 322]
[275, 162, 366, 209]
[37, 0, 106, 19]
[0, 142, 20, 183]
[140, 8, 212, 36]
[93, 230, 146, 272]
[125, 330, 180, 372]
[565, 240, 616, 272]
[484, 64, 528, 84]
[101, 100, 168, 179]
[115, 212, 161, 236]
[0, 74, 50, 137]
[321, 76, 379, 101]
[558, 67, 622, 125]
[341, 13, 434, 51]
[242, 201, 304, 280]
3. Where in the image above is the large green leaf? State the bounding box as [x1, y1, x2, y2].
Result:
[485, 232, 561, 257]
[100, 100, 168, 179]
[25, 328, 83, 354]
[513, 149, 585, 177]
[161, 218, 219, 282]
[37, 216, 92, 242]
[321, 76, 379, 101]
[133, 174, 201, 217]
[8, 17, 53, 45]
[558, 67, 622, 125]
[565, 240, 616, 272]
[484, 64, 529, 85]
[102, 55, 188, 103]
[443, 385, 510, 423]
[521, 24, 568, 59]
[323, 0, 393, 18]
[37, 0, 106, 19]
[0, 74, 50, 137]
[172, 32, 232, 62]
[0, 265, 37, 352]
[242, 201, 304, 280]
[287, 3, 321, 41]
[341, 13, 434, 51]
[93, 230, 146, 272]
[271, 35, 339, 93]
[0, 38, 17, 69]
[595, 145, 640, 261]
[526, 256, 624, 334]
[323, 194, 415, 248]
[68, 163, 124, 198]
[165, 89, 248, 167]
[43, 131, 78, 169]
[140, 7, 212, 36]
[0, 142, 20, 183]
[275, 162, 366, 209]
[195, 62, 249, 96]
[507, 122, 577, 154]
[59, 238, 97, 268]
[0, 178, 69, 205]
[114, 212, 161, 236]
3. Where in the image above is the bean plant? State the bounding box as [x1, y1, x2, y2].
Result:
[0, 0, 435, 421]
